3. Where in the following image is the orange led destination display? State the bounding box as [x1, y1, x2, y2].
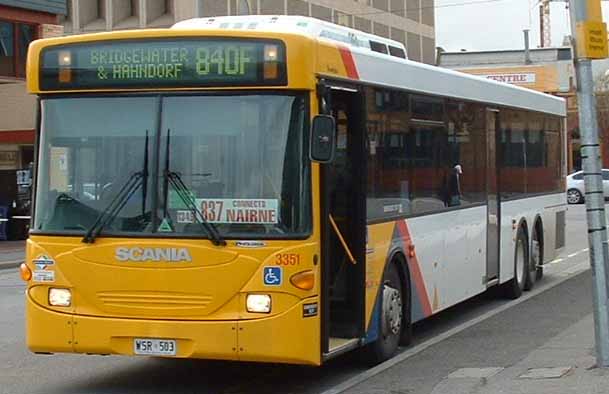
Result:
[40, 38, 286, 90]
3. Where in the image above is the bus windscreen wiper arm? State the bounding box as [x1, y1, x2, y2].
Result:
[82, 131, 149, 244]
[163, 129, 226, 246]
[166, 170, 226, 246]
[81, 173, 143, 243]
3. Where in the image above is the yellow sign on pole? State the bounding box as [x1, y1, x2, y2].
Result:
[587, 0, 603, 22]
[576, 21, 609, 59]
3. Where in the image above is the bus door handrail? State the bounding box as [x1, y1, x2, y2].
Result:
[328, 214, 357, 265]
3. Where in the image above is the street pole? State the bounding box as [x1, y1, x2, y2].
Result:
[570, 0, 609, 367]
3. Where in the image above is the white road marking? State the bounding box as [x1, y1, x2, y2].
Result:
[567, 253, 578, 258]
[320, 255, 590, 394]
[547, 258, 563, 265]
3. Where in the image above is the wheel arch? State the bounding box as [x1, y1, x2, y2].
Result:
[384, 249, 411, 312]
[516, 217, 529, 241]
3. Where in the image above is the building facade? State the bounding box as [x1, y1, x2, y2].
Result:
[59, 0, 436, 63]
[0, 1, 66, 170]
[0, 1, 66, 238]
[437, 46, 579, 172]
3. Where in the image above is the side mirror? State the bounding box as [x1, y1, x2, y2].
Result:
[310, 115, 336, 163]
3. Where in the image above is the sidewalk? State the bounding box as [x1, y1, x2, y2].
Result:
[427, 314, 609, 394]
[0, 240, 25, 270]
[338, 269, 609, 394]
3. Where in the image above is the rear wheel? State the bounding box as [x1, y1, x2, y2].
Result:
[525, 227, 541, 290]
[567, 188, 583, 204]
[367, 262, 403, 364]
[503, 226, 528, 299]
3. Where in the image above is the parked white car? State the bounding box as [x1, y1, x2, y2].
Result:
[566, 170, 609, 204]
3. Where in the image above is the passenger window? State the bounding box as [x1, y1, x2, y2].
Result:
[445, 101, 487, 206]
[370, 41, 388, 54]
[366, 89, 450, 219]
[412, 95, 443, 122]
[388, 46, 406, 58]
[499, 110, 527, 199]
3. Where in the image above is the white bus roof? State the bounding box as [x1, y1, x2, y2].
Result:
[348, 49, 567, 116]
[172, 15, 407, 59]
[172, 15, 565, 117]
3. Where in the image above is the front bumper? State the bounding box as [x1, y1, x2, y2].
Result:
[26, 295, 321, 365]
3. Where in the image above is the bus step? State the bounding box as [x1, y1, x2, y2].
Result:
[324, 337, 360, 360]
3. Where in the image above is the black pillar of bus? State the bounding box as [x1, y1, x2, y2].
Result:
[31, 98, 41, 233]
[318, 80, 332, 356]
[335, 85, 367, 339]
[350, 88, 367, 339]
[150, 97, 163, 232]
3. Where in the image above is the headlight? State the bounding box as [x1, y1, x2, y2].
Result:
[246, 294, 271, 313]
[49, 288, 71, 307]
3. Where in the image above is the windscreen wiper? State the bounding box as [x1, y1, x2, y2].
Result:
[162, 129, 226, 246]
[82, 131, 150, 244]
[81, 173, 143, 243]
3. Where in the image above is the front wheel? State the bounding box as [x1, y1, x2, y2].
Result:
[567, 189, 583, 204]
[367, 262, 404, 364]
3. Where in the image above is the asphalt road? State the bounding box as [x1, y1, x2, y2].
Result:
[0, 204, 596, 394]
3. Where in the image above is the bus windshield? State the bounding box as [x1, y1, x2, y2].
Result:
[34, 93, 310, 239]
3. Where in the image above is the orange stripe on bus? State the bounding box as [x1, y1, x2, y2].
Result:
[338, 47, 359, 79]
[396, 220, 433, 317]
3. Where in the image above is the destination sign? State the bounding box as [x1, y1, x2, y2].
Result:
[40, 38, 286, 90]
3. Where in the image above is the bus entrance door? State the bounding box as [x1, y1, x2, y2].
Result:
[486, 109, 500, 285]
[321, 86, 366, 357]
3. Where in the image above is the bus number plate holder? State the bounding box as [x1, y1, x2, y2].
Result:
[133, 338, 177, 356]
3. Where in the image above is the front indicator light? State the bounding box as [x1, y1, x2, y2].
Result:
[59, 68, 72, 83]
[19, 263, 31, 281]
[263, 62, 278, 79]
[246, 294, 271, 313]
[290, 270, 315, 290]
[49, 288, 71, 307]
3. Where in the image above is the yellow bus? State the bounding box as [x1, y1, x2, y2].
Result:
[23, 15, 566, 366]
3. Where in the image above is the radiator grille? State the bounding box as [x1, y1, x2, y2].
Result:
[97, 292, 212, 310]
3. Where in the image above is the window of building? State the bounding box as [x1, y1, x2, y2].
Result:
[0, 20, 36, 79]
[232, 0, 251, 15]
[335, 11, 352, 27]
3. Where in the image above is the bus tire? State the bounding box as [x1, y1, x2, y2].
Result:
[525, 224, 542, 290]
[367, 261, 403, 364]
[503, 226, 528, 299]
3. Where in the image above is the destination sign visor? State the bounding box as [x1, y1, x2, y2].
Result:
[39, 38, 287, 90]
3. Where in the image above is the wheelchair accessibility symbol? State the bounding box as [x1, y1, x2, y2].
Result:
[263, 266, 282, 286]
